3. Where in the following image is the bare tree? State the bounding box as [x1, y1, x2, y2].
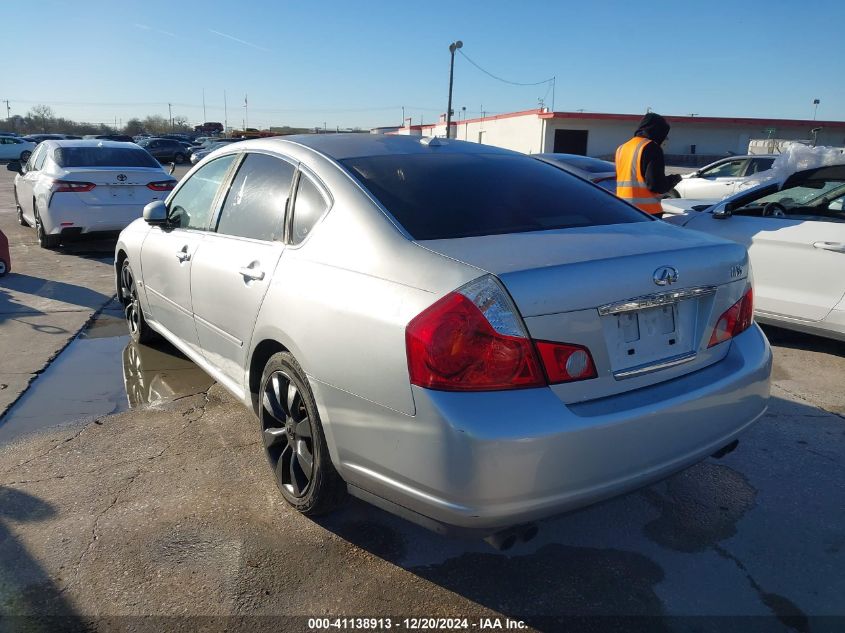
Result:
[28, 104, 55, 132]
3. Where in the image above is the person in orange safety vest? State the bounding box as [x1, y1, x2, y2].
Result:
[615, 113, 682, 217]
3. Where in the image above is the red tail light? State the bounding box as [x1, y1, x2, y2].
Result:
[52, 180, 95, 193]
[147, 180, 176, 191]
[406, 292, 545, 391]
[535, 341, 597, 383]
[406, 276, 597, 391]
[708, 287, 754, 348]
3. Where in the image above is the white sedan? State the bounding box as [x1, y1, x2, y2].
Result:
[670, 155, 776, 199]
[666, 163, 845, 341]
[9, 140, 176, 249]
[0, 135, 35, 162]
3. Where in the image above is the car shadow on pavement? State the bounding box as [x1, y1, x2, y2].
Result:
[0, 486, 87, 631]
[0, 273, 114, 323]
[314, 392, 839, 631]
[761, 324, 845, 357]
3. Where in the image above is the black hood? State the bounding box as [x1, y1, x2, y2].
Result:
[634, 112, 670, 144]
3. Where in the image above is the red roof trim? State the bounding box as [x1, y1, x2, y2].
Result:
[539, 111, 845, 128]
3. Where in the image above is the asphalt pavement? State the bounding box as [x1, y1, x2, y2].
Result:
[0, 166, 843, 632]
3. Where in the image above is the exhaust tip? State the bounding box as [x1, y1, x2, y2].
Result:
[483, 523, 539, 551]
[521, 525, 539, 543]
[711, 439, 739, 459]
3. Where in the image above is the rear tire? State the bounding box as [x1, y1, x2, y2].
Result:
[259, 352, 346, 516]
[34, 206, 60, 249]
[667, 189, 680, 198]
[20, 150, 31, 162]
[0, 259, 7, 277]
[120, 259, 158, 344]
[14, 190, 27, 226]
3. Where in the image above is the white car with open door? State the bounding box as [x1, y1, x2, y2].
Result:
[670, 155, 776, 200]
[9, 140, 176, 249]
[666, 163, 845, 341]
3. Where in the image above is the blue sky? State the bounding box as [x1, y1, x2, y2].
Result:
[3, 0, 843, 130]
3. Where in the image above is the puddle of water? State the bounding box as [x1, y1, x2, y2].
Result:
[0, 310, 214, 445]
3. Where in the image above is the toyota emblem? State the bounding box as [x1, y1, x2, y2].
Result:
[117, 174, 127, 182]
[653, 266, 679, 286]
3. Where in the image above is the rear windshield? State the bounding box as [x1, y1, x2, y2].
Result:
[340, 153, 647, 240]
[54, 147, 160, 168]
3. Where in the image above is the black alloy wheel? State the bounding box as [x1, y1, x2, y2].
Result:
[20, 150, 31, 162]
[259, 352, 346, 515]
[120, 259, 156, 344]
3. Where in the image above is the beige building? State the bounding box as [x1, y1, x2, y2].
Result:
[388, 109, 845, 161]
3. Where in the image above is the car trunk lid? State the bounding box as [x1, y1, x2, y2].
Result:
[418, 222, 751, 401]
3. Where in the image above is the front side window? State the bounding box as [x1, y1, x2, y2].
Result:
[747, 158, 775, 175]
[290, 174, 329, 245]
[215, 153, 294, 241]
[167, 154, 237, 230]
[341, 153, 646, 240]
[700, 159, 746, 179]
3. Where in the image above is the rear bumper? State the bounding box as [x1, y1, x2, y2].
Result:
[42, 199, 148, 234]
[317, 324, 772, 533]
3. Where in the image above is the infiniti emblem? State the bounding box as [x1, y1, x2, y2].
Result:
[653, 266, 679, 286]
[116, 174, 127, 182]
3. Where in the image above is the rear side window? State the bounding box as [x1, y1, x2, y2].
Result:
[341, 153, 647, 240]
[216, 153, 294, 241]
[54, 147, 160, 168]
[290, 174, 329, 245]
[168, 154, 237, 230]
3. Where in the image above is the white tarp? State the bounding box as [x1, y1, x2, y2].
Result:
[738, 143, 845, 192]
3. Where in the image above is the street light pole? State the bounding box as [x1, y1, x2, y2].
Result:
[446, 40, 462, 139]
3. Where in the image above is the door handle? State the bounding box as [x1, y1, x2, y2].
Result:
[813, 241, 845, 253]
[175, 246, 191, 262]
[238, 266, 265, 281]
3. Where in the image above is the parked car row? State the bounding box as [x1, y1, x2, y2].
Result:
[8, 133, 842, 546]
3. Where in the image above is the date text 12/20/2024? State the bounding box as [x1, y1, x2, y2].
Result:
[307, 618, 527, 630]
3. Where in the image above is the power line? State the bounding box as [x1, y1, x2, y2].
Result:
[457, 49, 553, 87]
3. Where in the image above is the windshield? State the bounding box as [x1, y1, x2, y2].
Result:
[54, 147, 161, 168]
[340, 153, 648, 240]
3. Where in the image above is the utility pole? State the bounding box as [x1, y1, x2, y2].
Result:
[224, 90, 228, 132]
[401, 105, 405, 127]
[168, 103, 173, 130]
[446, 40, 463, 139]
[3, 100, 10, 120]
[202, 88, 207, 122]
[244, 94, 249, 129]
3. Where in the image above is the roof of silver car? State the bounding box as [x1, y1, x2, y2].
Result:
[242, 133, 516, 160]
[40, 139, 142, 149]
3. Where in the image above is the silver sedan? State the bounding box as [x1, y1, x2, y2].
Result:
[115, 134, 771, 541]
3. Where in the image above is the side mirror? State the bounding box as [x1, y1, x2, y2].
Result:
[713, 207, 732, 220]
[6, 161, 22, 174]
[167, 162, 176, 176]
[143, 200, 168, 225]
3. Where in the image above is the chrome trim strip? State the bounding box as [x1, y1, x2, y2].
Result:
[613, 351, 698, 380]
[598, 285, 717, 316]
